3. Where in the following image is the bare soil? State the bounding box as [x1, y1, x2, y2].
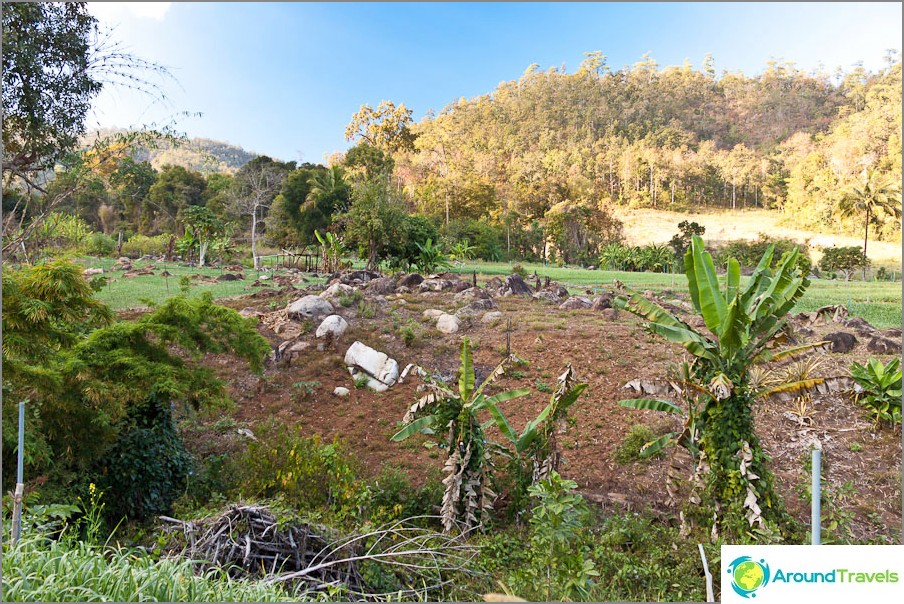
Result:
[178, 277, 902, 543]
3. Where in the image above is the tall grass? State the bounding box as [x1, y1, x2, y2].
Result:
[1, 534, 306, 602]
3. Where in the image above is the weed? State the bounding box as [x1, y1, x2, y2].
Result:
[353, 373, 370, 389]
[614, 424, 663, 463]
[338, 290, 364, 307]
[535, 380, 552, 393]
[358, 301, 376, 319]
[399, 322, 417, 346]
[211, 417, 238, 434]
[848, 442, 863, 452]
[291, 380, 321, 399]
[510, 371, 525, 379]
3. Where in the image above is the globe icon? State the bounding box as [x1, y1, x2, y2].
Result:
[733, 560, 765, 592]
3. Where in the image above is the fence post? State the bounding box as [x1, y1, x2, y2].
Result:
[811, 446, 821, 545]
[11, 402, 26, 544]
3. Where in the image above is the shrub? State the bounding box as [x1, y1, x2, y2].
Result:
[820, 246, 869, 280]
[850, 358, 902, 428]
[120, 234, 171, 258]
[716, 235, 811, 274]
[614, 424, 663, 463]
[84, 232, 116, 257]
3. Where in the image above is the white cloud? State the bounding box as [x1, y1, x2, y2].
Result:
[89, 2, 172, 24]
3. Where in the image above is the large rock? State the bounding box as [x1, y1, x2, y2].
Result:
[842, 316, 877, 336]
[825, 332, 858, 353]
[532, 290, 560, 304]
[398, 273, 424, 288]
[867, 336, 901, 354]
[83, 268, 104, 277]
[591, 293, 615, 311]
[320, 282, 355, 304]
[316, 314, 349, 340]
[456, 298, 498, 317]
[287, 295, 334, 320]
[500, 274, 533, 296]
[559, 296, 592, 311]
[340, 269, 381, 285]
[455, 287, 492, 303]
[344, 341, 399, 391]
[367, 277, 397, 295]
[419, 278, 455, 292]
[482, 311, 503, 324]
[436, 313, 461, 334]
[423, 309, 445, 320]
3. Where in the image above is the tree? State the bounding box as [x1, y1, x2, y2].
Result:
[144, 165, 207, 234]
[345, 100, 416, 154]
[839, 168, 901, 279]
[265, 163, 329, 247]
[1, 2, 169, 254]
[819, 246, 869, 281]
[227, 156, 290, 269]
[342, 178, 407, 270]
[616, 236, 808, 540]
[182, 205, 223, 266]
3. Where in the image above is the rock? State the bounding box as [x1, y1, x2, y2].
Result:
[842, 316, 877, 336]
[396, 286, 412, 294]
[423, 309, 445, 320]
[532, 290, 560, 304]
[599, 308, 618, 321]
[398, 273, 424, 288]
[287, 295, 334, 320]
[436, 313, 461, 334]
[344, 341, 399, 388]
[340, 269, 381, 285]
[239, 307, 263, 319]
[456, 298, 498, 317]
[275, 338, 310, 364]
[217, 273, 244, 281]
[315, 315, 349, 340]
[319, 282, 355, 304]
[500, 274, 533, 296]
[591, 293, 614, 311]
[485, 277, 504, 293]
[451, 280, 470, 293]
[881, 328, 902, 340]
[367, 277, 397, 295]
[482, 311, 503, 324]
[454, 287, 491, 303]
[259, 274, 271, 281]
[559, 296, 592, 311]
[333, 387, 350, 398]
[824, 332, 858, 353]
[867, 336, 900, 354]
[83, 268, 104, 277]
[419, 278, 455, 292]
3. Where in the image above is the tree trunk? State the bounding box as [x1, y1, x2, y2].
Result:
[199, 240, 208, 267]
[863, 208, 870, 280]
[252, 205, 260, 270]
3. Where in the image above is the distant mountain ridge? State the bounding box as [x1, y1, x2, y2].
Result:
[83, 128, 267, 174]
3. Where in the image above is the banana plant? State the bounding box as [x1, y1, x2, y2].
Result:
[850, 358, 902, 428]
[314, 230, 346, 273]
[392, 337, 529, 532]
[615, 235, 809, 539]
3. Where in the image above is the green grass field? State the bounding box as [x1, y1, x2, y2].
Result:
[82, 256, 901, 329]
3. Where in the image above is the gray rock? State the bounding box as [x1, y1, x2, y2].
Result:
[333, 386, 350, 398]
[454, 287, 491, 303]
[423, 309, 445, 320]
[367, 277, 397, 295]
[320, 282, 355, 304]
[591, 293, 614, 311]
[344, 341, 399, 388]
[287, 295, 334, 320]
[482, 311, 503, 324]
[315, 314, 349, 340]
[419, 278, 454, 292]
[501, 274, 533, 296]
[456, 298, 498, 317]
[559, 296, 592, 311]
[436, 313, 461, 334]
[825, 332, 858, 353]
[532, 290, 560, 304]
[398, 273, 424, 288]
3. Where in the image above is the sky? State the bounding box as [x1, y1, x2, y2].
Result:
[87, 2, 903, 165]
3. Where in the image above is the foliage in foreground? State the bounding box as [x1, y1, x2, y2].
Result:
[1, 534, 301, 602]
[850, 358, 902, 428]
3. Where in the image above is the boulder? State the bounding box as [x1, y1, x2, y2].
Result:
[881, 328, 902, 340]
[315, 315, 349, 340]
[451, 280, 470, 293]
[843, 316, 877, 336]
[419, 278, 455, 292]
[456, 298, 498, 317]
[398, 273, 424, 288]
[344, 341, 399, 389]
[867, 336, 901, 354]
[436, 313, 461, 334]
[482, 311, 503, 324]
[500, 274, 533, 296]
[484, 277, 504, 294]
[340, 269, 381, 285]
[238, 307, 263, 320]
[423, 309, 445, 320]
[333, 387, 351, 398]
[319, 282, 355, 304]
[559, 296, 592, 311]
[367, 277, 397, 295]
[83, 268, 104, 277]
[287, 295, 334, 320]
[591, 293, 614, 311]
[824, 332, 858, 353]
[454, 287, 491, 303]
[599, 308, 618, 321]
[217, 273, 243, 281]
[532, 290, 560, 304]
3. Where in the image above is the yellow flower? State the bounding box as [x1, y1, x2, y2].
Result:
[89, 483, 96, 495]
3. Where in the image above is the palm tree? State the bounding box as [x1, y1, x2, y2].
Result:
[306, 165, 350, 217]
[840, 168, 901, 279]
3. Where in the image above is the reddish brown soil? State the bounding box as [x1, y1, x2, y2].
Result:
[175, 280, 902, 543]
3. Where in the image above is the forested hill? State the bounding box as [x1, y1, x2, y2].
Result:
[84, 128, 261, 174]
[395, 54, 901, 240]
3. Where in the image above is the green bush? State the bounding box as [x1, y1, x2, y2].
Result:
[365, 466, 444, 526]
[84, 232, 116, 257]
[850, 358, 902, 428]
[440, 218, 504, 262]
[96, 394, 191, 521]
[716, 235, 812, 274]
[226, 421, 364, 517]
[614, 424, 663, 463]
[120, 234, 171, 258]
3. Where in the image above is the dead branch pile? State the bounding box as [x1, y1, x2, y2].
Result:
[160, 505, 479, 599]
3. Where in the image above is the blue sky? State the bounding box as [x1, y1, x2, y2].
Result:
[87, 2, 903, 165]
